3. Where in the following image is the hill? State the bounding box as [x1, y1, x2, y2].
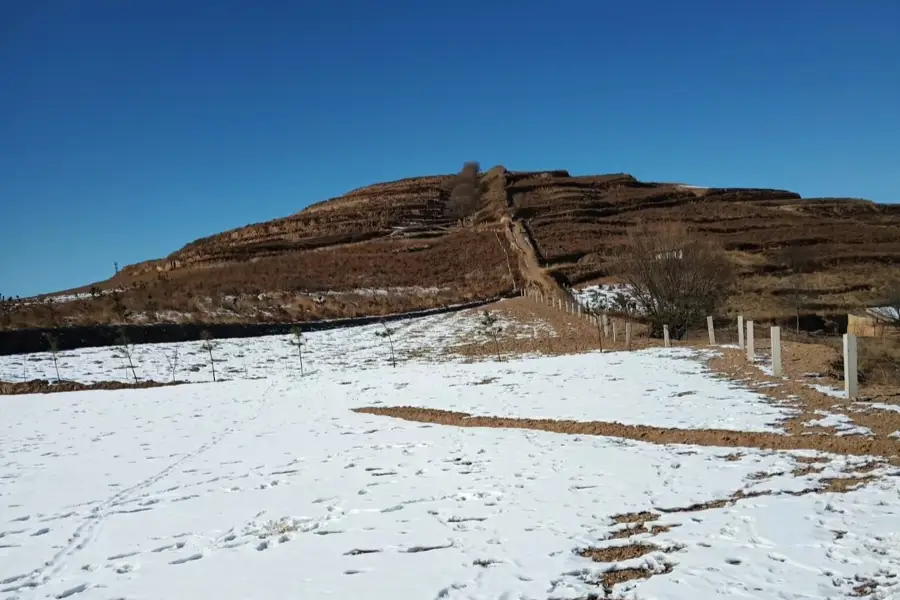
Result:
[5, 166, 900, 330]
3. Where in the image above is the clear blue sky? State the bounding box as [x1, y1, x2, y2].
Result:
[2, 1, 898, 298]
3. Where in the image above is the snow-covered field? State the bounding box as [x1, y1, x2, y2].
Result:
[2, 307, 899, 599]
[0, 311, 538, 385]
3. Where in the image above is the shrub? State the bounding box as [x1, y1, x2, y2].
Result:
[611, 223, 734, 338]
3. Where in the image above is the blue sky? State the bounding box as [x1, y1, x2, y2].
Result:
[2, 1, 898, 298]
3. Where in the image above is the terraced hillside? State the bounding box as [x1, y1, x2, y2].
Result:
[504, 172, 900, 318]
[5, 167, 899, 330]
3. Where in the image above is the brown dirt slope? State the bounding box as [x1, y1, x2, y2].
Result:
[7, 167, 900, 329]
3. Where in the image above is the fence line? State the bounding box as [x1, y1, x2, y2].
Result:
[517, 289, 870, 399]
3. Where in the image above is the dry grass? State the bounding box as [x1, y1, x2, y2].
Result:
[7, 231, 522, 328]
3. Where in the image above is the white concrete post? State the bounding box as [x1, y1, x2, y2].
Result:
[707, 316, 716, 345]
[746, 320, 755, 361]
[663, 325, 670, 348]
[770, 326, 782, 377]
[625, 322, 632, 348]
[843, 333, 858, 399]
[738, 315, 745, 349]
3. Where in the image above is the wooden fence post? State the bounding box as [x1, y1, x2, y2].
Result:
[843, 333, 858, 399]
[746, 320, 755, 361]
[625, 322, 632, 349]
[603, 314, 609, 338]
[770, 326, 782, 377]
[738, 315, 745, 349]
[707, 316, 716, 345]
[612, 321, 617, 343]
[663, 325, 670, 348]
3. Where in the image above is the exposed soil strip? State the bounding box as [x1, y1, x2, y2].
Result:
[353, 406, 900, 458]
[0, 379, 189, 396]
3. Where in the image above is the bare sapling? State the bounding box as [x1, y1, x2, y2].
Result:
[480, 310, 504, 361]
[375, 322, 398, 368]
[42, 332, 61, 383]
[116, 329, 139, 383]
[200, 330, 218, 382]
[611, 222, 734, 339]
[289, 325, 306, 376]
[778, 246, 815, 334]
[162, 346, 180, 382]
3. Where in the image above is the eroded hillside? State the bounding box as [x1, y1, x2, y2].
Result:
[5, 167, 900, 329]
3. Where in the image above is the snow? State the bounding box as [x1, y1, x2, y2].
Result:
[574, 284, 637, 312]
[2, 308, 898, 599]
[808, 382, 848, 399]
[856, 402, 900, 414]
[0, 311, 530, 385]
[803, 411, 874, 437]
[867, 305, 899, 321]
[338, 348, 793, 432]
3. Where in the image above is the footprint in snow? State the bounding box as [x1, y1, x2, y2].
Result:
[170, 552, 205, 565]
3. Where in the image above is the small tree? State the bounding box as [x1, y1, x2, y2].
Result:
[116, 328, 139, 383]
[200, 330, 218, 382]
[611, 223, 734, 339]
[480, 310, 503, 361]
[162, 346, 179, 382]
[375, 322, 397, 368]
[42, 332, 61, 383]
[443, 161, 483, 224]
[289, 325, 306, 376]
[778, 246, 816, 333]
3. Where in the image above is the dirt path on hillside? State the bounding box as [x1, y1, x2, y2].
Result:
[502, 216, 567, 299]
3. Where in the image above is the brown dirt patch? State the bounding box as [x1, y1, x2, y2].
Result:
[353, 406, 900, 458]
[449, 297, 652, 360]
[609, 523, 679, 540]
[613, 511, 659, 525]
[597, 565, 675, 592]
[580, 543, 660, 563]
[821, 476, 875, 493]
[1, 378, 188, 395]
[792, 465, 826, 476]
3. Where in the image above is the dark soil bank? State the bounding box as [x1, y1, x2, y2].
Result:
[0, 297, 505, 356]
